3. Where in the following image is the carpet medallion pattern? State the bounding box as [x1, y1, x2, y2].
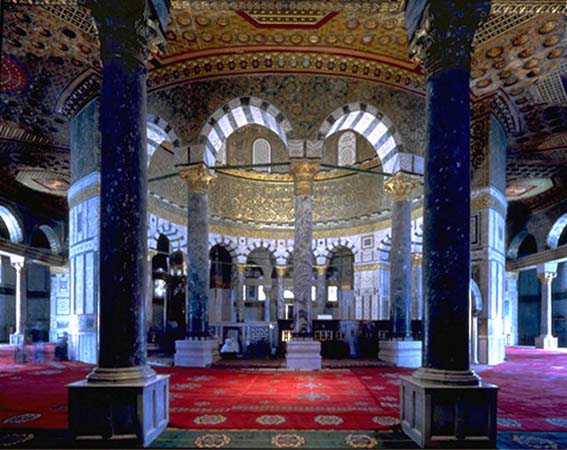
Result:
[1, 347, 567, 438]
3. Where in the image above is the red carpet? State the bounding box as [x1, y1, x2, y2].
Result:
[1, 347, 566, 432]
[479, 347, 567, 432]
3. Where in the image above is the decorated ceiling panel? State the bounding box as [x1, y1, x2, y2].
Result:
[0, 1, 566, 212]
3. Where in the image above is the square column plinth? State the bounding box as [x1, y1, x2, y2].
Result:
[68, 374, 169, 447]
[535, 334, 558, 350]
[400, 376, 497, 448]
[378, 340, 422, 368]
[174, 338, 219, 367]
[286, 339, 322, 370]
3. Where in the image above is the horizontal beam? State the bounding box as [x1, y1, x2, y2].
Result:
[507, 244, 567, 272]
[0, 238, 67, 268]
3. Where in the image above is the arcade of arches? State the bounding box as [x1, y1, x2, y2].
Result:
[1, 1, 567, 448]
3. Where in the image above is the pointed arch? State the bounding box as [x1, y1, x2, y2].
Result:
[547, 212, 567, 249]
[37, 225, 62, 254]
[197, 97, 292, 166]
[146, 114, 182, 166]
[318, 102, 423, 175]
[0, 205, 23, 243]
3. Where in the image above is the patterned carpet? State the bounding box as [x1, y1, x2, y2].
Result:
[1, 346, 567, 448]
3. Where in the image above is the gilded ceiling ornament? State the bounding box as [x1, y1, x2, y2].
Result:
[180, 164, 216, 193]
[383, 172, 421, 201]
[290, 159, 320, 196]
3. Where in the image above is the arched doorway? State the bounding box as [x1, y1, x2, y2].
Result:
[516, 234, 541, 345]
[210, 245, 233, 323]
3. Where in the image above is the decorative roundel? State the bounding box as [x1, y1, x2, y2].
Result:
[193, 433, 231, 448]
[0, 55, 30, 94]
[271, 433, 306, 448]
[0, 433, 34, 447]
[256, 415, 286, 425]
[2, 413, 42, 425]
[194, 414, 227, 425]
[314, 415, 344, 425]
[344, 433, 379, 449]
[371, 416, 399, 426]
[15, 170, 70, 197]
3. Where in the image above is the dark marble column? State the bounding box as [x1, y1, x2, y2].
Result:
[407, 0, 491, 383]
[400, 3, 496, 447]
[290, 159, 319, 337]
[88, 2, 154, 382]
[235, 263, 246, 322]
[384, 172, 420, 339]
[314, 265, 327, 316]
[181, 164, 215, 338]
[275, 266, 287, 320]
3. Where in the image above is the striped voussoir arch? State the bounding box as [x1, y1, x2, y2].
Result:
[146, 114, 181, 164]
[318, 102, 422, 175]
[199, 97, 292, 166]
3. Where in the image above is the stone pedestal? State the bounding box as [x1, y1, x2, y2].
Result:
[535, 334, 558, 350]
[9, 333, 24, 346]
[378, 340, 422, 368]
[68, 375, 169, 447]
[400, 376, 497, 448]
[286, 339, 322, 370]
[175, 338, 219, 367]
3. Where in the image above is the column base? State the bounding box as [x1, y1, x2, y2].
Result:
[174, 338, 219, 367]
[68, 373, 169, 447]
[400, 375, 497, 448]
[378, 340, 422, 368]
[9, 333, 24, 346]
[286, 339, 322, 370]
[535, 334, 558, 350]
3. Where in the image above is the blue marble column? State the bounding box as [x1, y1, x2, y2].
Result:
[88, 2, 153, 381]
[400, 3, 496, 447]
[182, 164, 215, 338]
[407, 0, 491, 380]
[290, 159, 319, 337]
[384, 173, 420, 339]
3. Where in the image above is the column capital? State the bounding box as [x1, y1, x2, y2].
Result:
[275, 265, 288, 277]
[405, 1, 490, 75]
[235, 263, 247, 274]
[290, 159, 320, 196]
[411, 252, 423, 266]
[538, 271, 557, 284]
[9, 255, 25, 271]
[313, 265, 327, 276]
[180, 163, 216, 194]
[91, 1, 151, 67]
[384, 171, 421, 201]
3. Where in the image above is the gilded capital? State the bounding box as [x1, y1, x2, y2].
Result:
[180, 164, 216, 194]
[290, 159, 320, 196]
[275, 266, 288, 277]
[235, 263, 247, 274]
[411, 252, 423, 266]
[314, 265, 327, 276]
[384, 172, 421, 201]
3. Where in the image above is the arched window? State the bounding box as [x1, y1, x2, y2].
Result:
[338, 131, 356, 167]
[252, 138, 271, 172]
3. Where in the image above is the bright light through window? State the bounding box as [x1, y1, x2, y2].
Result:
[258, 285, 266, 301]
[328, 286, 338, 302]
[311, 286, 317, 301]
